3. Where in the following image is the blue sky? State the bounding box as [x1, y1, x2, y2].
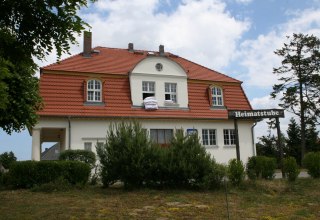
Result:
[1, 0, 320, 160]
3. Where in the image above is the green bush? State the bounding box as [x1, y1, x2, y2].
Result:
[302, 152, 320, 178]
[261, 157, 277, 180]
[9, 161, 90, 189]
[0, 151, 17, 169]
[283, 156, 300, 182]
[59, 149, 96, 168]
[201, 161, 227, 190]
[97, 121, 151, 188]
[228, 159, 245, 186]
[246, 156, 276, 180]
[166, 130, 212, 187]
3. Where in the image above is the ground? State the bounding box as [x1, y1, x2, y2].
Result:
[0, 179, 319, 219]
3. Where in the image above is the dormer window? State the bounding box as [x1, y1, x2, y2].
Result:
[212, 86, 223, 106]
[87, 79, 102, 102]
[142, 81, 155, 100]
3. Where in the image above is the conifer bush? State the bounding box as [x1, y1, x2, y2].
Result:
[246, 156, 277, 180]
[227, 159, 245, 186]
[302, 152, 320, 178]
[283, 156, 300, 182]
[97, 121, 151, 188]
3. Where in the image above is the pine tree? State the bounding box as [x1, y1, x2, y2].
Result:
[286, 118, 302, 164]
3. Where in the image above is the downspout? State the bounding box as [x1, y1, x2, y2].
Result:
[68, 116, 71, 150]
[251, 121, 258, 156]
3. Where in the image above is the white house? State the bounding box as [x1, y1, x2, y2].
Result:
[31, 32, 256, 164]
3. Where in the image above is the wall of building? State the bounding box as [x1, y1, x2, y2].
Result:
[130, 56, 189, 108]
[35, 117, 255, 164]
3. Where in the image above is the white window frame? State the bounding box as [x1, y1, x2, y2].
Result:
[87, 79, 102, 102]
[165, 83, 177, 103]
[142, 81, 155, 100]
[212, 86, 223, 106]
[223, 129, 236, 146]
[202, 129, 217, 146]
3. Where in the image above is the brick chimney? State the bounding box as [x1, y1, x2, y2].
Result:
[159, 45, 164, 56]
[83, 31, 92, 57]
[128, 43, 134, 52]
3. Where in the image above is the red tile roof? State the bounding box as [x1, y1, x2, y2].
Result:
[42, 47, 240, 83]
[39, 47, 252, 119]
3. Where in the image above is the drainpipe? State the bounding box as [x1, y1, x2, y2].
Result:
[68, 116, 71, 150]
[251, 121, 257, 156]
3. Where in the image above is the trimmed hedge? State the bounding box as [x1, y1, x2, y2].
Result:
[302, 152, 320, 178]
[9, 160, 90, 189]
[59, 149, 96, 168]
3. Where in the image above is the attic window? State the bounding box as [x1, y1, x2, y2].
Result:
[87, 79, 102, 102]
[211, 86, 223, 106]
[142, 81, 155, 100]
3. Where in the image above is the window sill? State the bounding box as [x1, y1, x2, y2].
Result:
[164, 101, 179, 107]
[223, 145, 236, 148]
[210, 106, 227, 110]
[204, 145, 219, 149]
[84, 102, 105, 106]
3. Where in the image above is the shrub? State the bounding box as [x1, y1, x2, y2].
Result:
[167, 130, 212, 187]
[246, 156, 277, 180]
[302, 152, 320, 178]
[9, 161, 90, 189]
[0, 151, 17, 169]
[228, 159, 245, 186]
[97, 121, 151, 188]
[201, 161, 227, 190]
[59, 149, 96, 168]
[261, 157, 277, 180]
[283, 156, 300, 182]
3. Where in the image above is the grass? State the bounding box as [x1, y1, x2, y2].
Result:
[0, 179, 320, 219]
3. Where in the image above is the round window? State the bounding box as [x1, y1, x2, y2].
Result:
[155, 63, 163, 71]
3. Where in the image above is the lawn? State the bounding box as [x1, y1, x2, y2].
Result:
[0, 179, 319, 220]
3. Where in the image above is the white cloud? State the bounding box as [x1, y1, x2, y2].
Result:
[76, 0, 250, 70]
[238, 8, 320, 88]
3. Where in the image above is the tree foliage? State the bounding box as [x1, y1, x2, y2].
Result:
[0, 0, 95, 134]
[271, 33, 320, 159]
[0, 151, 17, 169]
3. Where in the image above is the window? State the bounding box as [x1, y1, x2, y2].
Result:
[96, 142, 104, 148]
[223, 129, 236, 146]
[212, 86, 223, 106]
[142, 81, 155, 100]
[150, 129, 173, 145]
[202, 129, 216, 146]
[84, 142, 92, 151]
[87, 79, 102, 102]
[165, 83, 177, 103]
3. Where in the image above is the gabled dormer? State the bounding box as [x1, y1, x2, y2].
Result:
[129, 45, 188, 109]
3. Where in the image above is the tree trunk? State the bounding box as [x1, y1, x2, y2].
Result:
[299, 73, 306, 161]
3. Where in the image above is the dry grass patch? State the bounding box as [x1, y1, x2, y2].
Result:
[0, 179, 320, 219]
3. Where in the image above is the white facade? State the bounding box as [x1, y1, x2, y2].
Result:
[130, 56, 189, 108]
[34, 117, 255, 164]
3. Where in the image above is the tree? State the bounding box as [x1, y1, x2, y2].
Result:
[271, 33, 320, 160]
[305, 121, 320, 152]
[0, 0, 95, 134]
[286, 117, 302, 164]
[0, 151, 17, 169]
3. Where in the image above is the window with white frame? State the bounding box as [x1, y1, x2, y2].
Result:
[150, 129, 173, 145]
[223, 129, 236, 146]
[84, 142, 92, 151]
[212, 86, 223, 106]
[202, 129, 216, 146]
[142, 81, 155, 100]
[87, 79, 102, 102]
[165, 83, 177, 103]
